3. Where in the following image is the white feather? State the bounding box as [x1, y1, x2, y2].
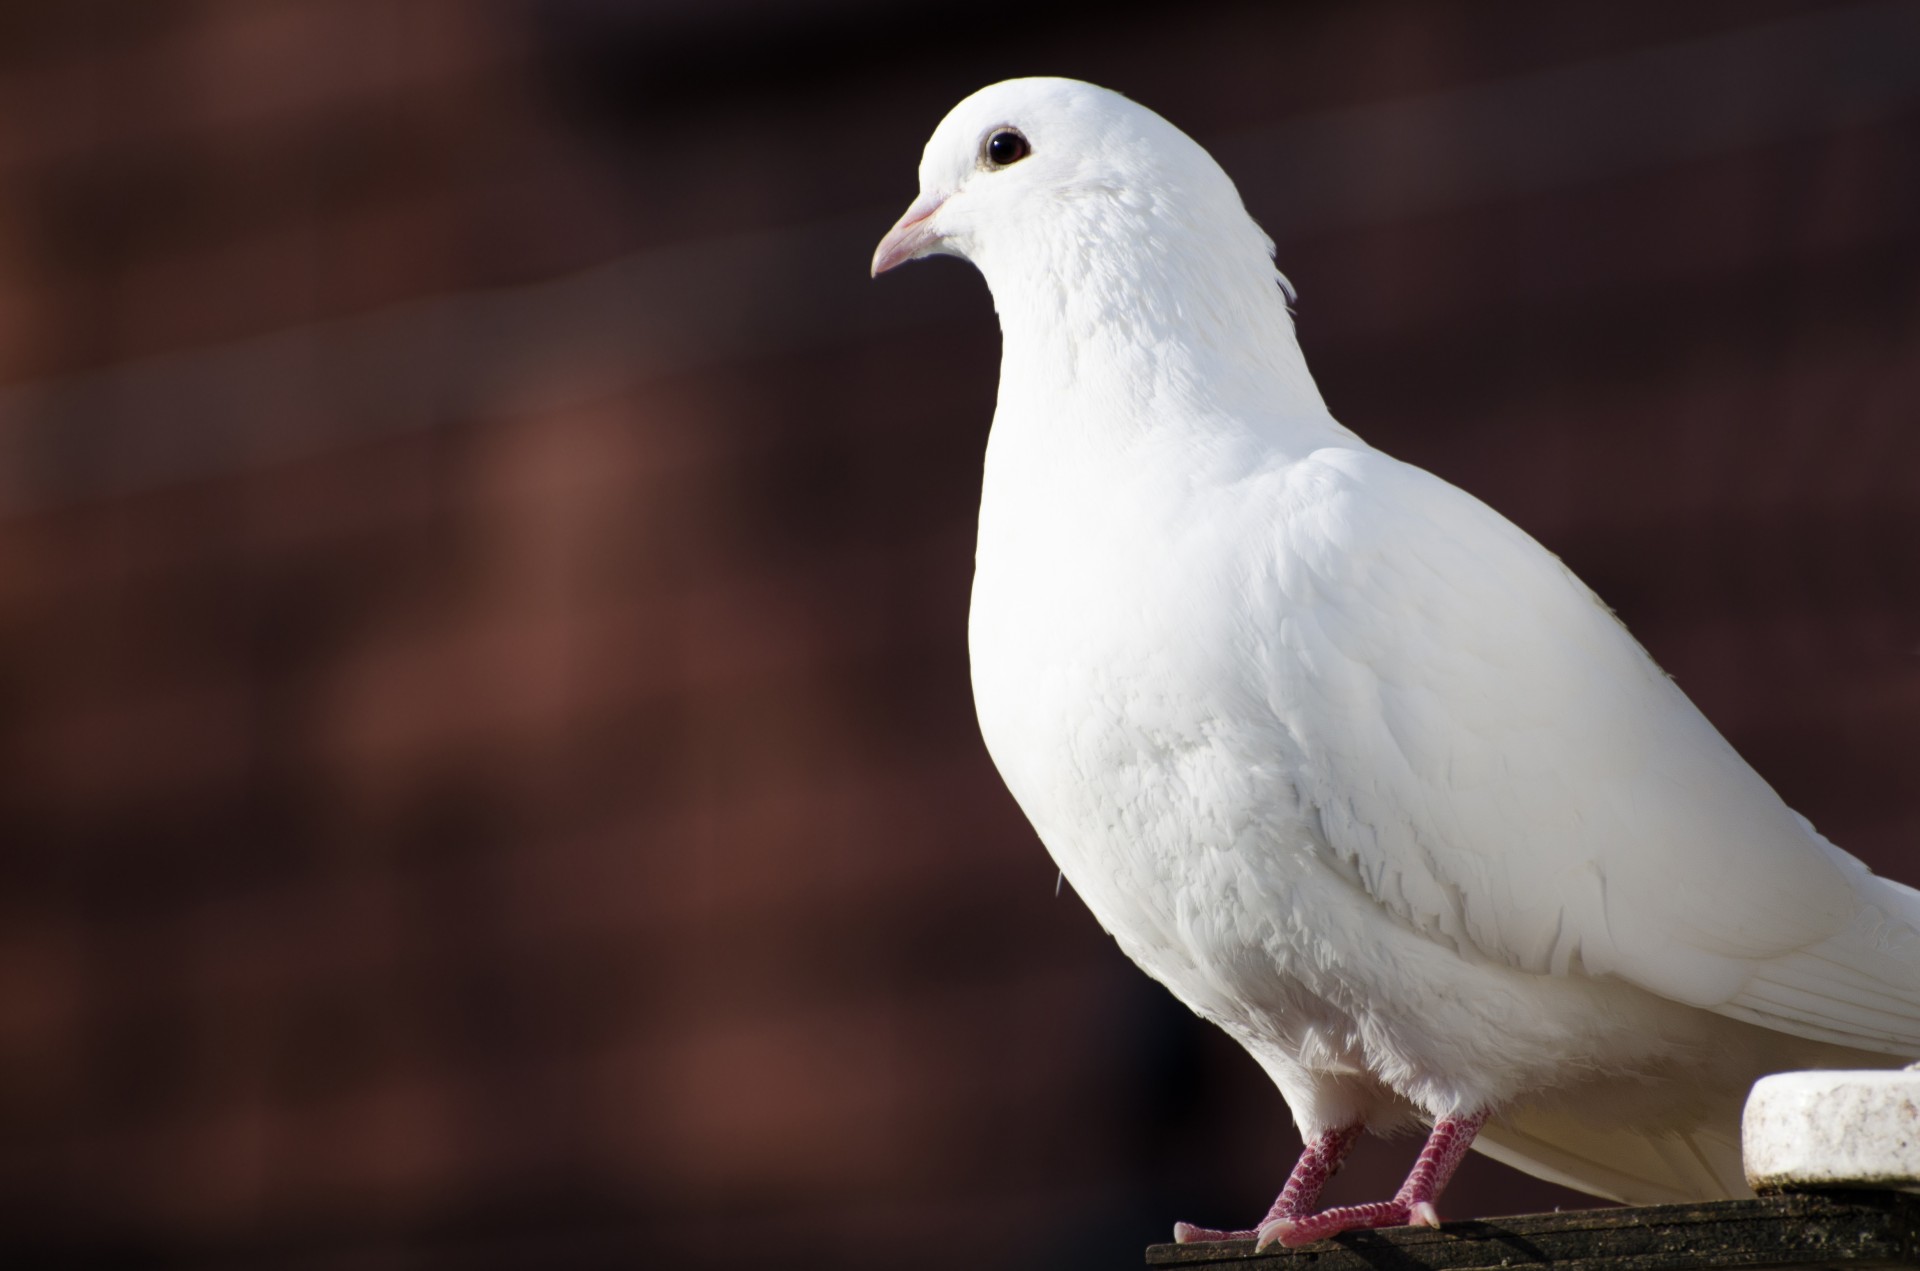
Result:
[886, 76, 1920, 1202]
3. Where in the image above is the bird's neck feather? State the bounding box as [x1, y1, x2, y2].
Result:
[975, 194, 1340, 458]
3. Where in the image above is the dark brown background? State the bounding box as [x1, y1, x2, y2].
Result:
[0, 2, 1916, 1268]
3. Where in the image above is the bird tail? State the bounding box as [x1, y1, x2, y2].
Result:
[1718, 872, 1920, 1056]
[1475, 1109, 1749, 1205]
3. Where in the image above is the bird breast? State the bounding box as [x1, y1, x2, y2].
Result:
[967, 426, 1337, 1019]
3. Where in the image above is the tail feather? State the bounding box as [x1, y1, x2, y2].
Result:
[1476, 1109, 1748, 1205]
[1720, 893, 1920, 1056]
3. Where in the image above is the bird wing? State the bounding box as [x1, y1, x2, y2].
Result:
[1262, 446, 1920, 1053]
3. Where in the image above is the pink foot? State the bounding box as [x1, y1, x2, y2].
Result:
[1178, 1111, 1489, 1250]
[1260, 1111, 1488, 1249]
[1172, 1124, 1362, 1244]
[1260, 1196, 1441, 1248]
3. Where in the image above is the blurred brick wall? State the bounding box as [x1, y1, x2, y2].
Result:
[0, 2, 1916, 1268]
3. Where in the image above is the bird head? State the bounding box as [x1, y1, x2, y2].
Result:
[871, 78, 1321, 423]
[871, 78, 1263, 281]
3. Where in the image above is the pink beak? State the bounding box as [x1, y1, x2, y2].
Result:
[870, 190, 948, 277]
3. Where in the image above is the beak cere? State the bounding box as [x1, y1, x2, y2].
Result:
[870, 191, 948, 277]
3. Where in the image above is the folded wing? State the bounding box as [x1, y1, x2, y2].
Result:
[1265, 448, 1920, 1054]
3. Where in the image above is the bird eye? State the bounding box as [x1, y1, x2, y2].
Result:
[984, 128, 1030, 168]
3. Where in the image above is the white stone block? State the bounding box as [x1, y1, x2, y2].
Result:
[1743, 1068, 1920, 1193]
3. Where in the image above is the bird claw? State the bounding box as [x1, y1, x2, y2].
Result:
[1409, 1200, 1442, 1228]
[1254, 1218, 1299, 1251]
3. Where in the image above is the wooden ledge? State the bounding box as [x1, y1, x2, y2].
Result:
[1147, 1192, 1920, 1271]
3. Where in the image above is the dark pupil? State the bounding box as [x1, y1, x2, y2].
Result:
[988, 131, 1028, 166]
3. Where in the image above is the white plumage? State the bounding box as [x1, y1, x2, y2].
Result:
[872, 77, 1920, 1243]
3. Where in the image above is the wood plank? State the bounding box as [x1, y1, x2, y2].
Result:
[1146, 1192, 1920, 1271]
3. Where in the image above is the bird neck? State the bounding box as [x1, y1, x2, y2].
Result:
[975, 199, 1342, 460]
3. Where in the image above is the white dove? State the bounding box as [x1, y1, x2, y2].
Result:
[871, 77, 1920, 1249]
